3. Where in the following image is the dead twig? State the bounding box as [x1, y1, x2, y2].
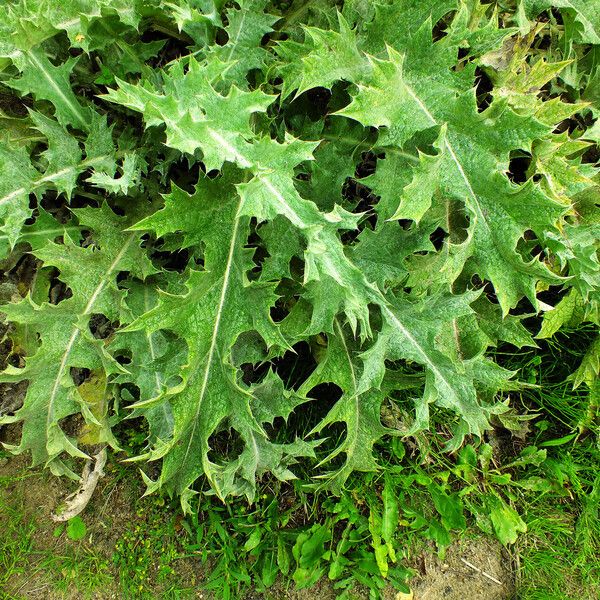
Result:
[460, 557, 503, 585]
[52, 447, 107, 522]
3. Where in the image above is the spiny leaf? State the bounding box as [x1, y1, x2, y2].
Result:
[110, 278, 187, 446]
[525, 0, 600, 44]
[0, 111, 118, 250]
[298, 314, 422, 491]
[208, 0, 278, 86]
[127, 171, 307, 500]
[360, 291, 511, 448]
[571, 334, 600, 389]
[0, 204, 153, 474]
[9, 50, 94, 131]
[0, 0, 597, 509]
[102, 57, 275, 164]
[286, 16, 568, 313]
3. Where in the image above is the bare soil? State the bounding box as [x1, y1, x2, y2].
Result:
[398, 538, 514, 600]
[0, 422, 514, 600]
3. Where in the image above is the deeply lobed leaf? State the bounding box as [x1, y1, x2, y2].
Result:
[0, 0, 597, 504]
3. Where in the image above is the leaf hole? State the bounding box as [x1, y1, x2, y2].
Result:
[432, 10, 457, 42]
[342, 178, 379, 231]
[262, 416, 287, 440]
[269, 290, 299, 322]
[272, 341, 318, 390]
[474, 67, 493, 113]
[481, 280, 500, 306]
[39, 190, 65, 214]
[285, 87, 332, 125]
[270, 302, 289, 323]
[260, 30, 280, 46]
[170, 160, 201, 193]
[289, 255, 305, 280]
[429, 227, 448, 251]
[215, 28, 229, 46]
[113, 414, 150, 455]
[380, 397, 406, 430]
[447, 201, 471, 244]
[149, 246, 190, 272]
[0, 381, 27, 418]
[58, 412, 85, 439]
[232, 332, 269, 385]
[307, 382, 343, 403]
[119, 384, 140, 404]
[285, 382, 344, 440]
[240, 361, 270, 386]
[355, 151, 379, 178]
[207, 421, 244, 463]
[457, 47, 469, 61]
[516, 229, 543, 264]
[115, 352, 132, 366]
[116, 271, 131, 288]
[535, 285, 568, 312]
[581, 143, 599, 165]
[549, 7, 564, 24]
[510, 295, 538, 316]
[507, 152, 532, 184]
[88, 313, 117, 340]
[48, 270, 73, 305]
[111, 204, 127, 216]
[397, 219, 414, 230]
[70, 367, 91, 386]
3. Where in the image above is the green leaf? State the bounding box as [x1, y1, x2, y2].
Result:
[488, 494, 527, 545]
[382, 475, 399, 545]
[208, 0, 278, 86]
[9, 50, 93, 131]
[0, 0, 150, 53]
[110, 279, 187, 446]
[571, 334, 600, 389]
[66, 515, 87, 541]
[538, 288, 589, 338]
[127, 170, 313, 500]
[298, 317, 393, 491]
[243, 528, 263, 551]
[0, 0, 597, 511]
[359, 291, 510, 449]
[277, 537, 291, 576]
[293, 524, 330, 587]
[539, 433, 578, 447]
[276, 13, 367, 99]
[388, 137, 443, 224]
[428, 483, 466, 531]
[102, 57, 275, 166]
[0, 112, 116, 249]
[525, 0, 600, 44]
[369, 506, 390, 577]
[0, 204, 153, 474]
[286, 15, 568, 313]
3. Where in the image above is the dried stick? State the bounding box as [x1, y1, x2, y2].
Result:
[460, 557, 503, 585]
[52, 447, 107, 522]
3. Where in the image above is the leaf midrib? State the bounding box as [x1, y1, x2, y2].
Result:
[178, 198, 243, 476]
[331, 317, 360, 466]
[0, 154, 111, 207]
[26, 49, 88, 130]
[402, 79, 493, 240]
[47, 234, 136, 434]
